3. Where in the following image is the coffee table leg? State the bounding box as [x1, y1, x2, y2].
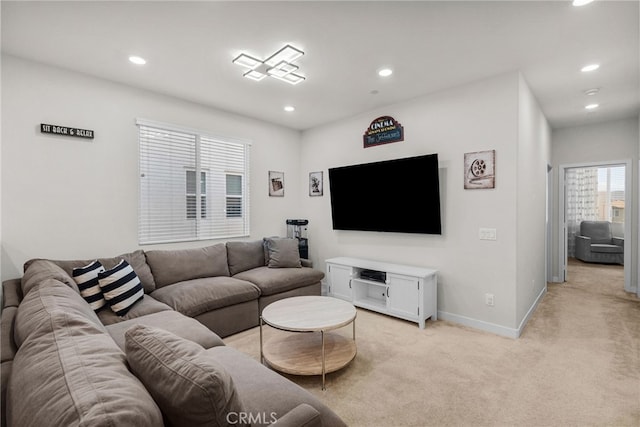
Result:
[259, 316, 264, 365]
[321, 330, 326, 391]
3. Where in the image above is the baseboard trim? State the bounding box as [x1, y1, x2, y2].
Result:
[436, 311, 520, 339]
[437, 286, 547, 339]
[516, 285, 547, 337]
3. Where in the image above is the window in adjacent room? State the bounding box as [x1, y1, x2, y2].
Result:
[138, 119, 250, 244]
[226, 174, 243, 218]
[186, 170, 207, 220]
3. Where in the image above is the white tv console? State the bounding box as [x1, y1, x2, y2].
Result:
[325, 257, 438, 328]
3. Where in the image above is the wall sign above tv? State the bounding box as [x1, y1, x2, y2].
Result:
[363, 116, 404, 148]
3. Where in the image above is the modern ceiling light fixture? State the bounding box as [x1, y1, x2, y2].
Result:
[232, 44, 306, 85]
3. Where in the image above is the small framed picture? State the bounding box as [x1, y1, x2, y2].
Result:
[309, 171, 323, 196]
[464, 150, 496, 189]
[269, 171, 284, 197]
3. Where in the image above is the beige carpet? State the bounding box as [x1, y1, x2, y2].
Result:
[224, 260, 640, 426]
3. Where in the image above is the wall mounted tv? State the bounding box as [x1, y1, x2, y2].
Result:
[328, 154, 442, 235]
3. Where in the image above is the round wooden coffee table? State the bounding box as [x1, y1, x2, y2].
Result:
[260, 296, 357, 390]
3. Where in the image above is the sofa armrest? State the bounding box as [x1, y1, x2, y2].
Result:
[612, 237, 624, 247]
[273, 403, 321, 427]
[301, 258, 313, 268]
[575, 235, 592, 260]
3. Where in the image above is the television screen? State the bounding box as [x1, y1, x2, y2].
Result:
[328, 154, 441, 234]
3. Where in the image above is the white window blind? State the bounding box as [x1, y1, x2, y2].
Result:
[138, 119, 250, 244]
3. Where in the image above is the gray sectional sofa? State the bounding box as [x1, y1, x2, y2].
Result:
[0, 238, 346, 427]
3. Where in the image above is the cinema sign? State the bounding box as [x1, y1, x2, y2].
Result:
[363, 116, 404, 148]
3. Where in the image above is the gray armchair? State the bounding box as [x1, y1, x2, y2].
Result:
[575, 220, 624, 265]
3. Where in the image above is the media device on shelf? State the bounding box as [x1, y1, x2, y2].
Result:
[360, 269, 387, 283]
[328, 153, 442, 234]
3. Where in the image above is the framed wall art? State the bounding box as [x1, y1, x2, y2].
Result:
[309, 171, 323, 196]
[269, 171, 284, 197]
[464, 150, 495, 189]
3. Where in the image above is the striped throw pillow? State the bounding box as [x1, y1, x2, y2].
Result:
[72, 260, 107, 311]
[98, 259, 144, 316]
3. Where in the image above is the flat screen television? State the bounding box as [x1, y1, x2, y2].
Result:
[328, 154, 442, 234]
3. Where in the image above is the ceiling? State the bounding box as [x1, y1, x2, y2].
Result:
[2, 1, 638, 131]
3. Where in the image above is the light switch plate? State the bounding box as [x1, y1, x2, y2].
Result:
[479, 228, 497, 240]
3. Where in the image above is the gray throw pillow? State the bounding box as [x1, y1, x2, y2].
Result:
[125, 324, 246, 427]
[264, 237, 302, 268]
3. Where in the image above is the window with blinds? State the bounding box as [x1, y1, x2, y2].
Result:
[597, 165, 625, 226]
[138, 119, 250, 244]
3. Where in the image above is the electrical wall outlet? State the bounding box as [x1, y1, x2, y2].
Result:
[485, 293, 495, 306]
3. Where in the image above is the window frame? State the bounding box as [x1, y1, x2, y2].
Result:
[137, 118, 251, 245]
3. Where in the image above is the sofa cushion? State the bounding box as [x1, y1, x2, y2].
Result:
[97, 294, 173, 325]
[146, 243, 230, 288]
[106, 310, 225, 352]
[26, 250, 157, 294]
[590, 243, 624, 254]
[22, 259, 78, 296]
[580, 221, 613, 245]
[72, 260, 107, 311]
[206, 346, 347, 427]
[125, 324, 246, 427]
[98, 259, 144, 316]
[2, 279, 23, 308]
[151, 276, 260, 318]
[1, 360, 11, 427]
[8, 311, 163, 427]
[264, 237, 302, 268]
[233, 266, 324, 297]
[226, 240, 266, 275]
[1, 307, 17, 362]
[14, 279, 106, 348]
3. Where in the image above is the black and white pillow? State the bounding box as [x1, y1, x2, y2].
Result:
[98, 259, 144, 316]
[72, 260, 107, 312]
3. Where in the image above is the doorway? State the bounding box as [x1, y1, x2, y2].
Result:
[558, 160, 632, 293]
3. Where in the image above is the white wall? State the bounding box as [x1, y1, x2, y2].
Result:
[2, 55, 554, 336]
[516, 75, 551, 327]
[300, 71, 548, 336]
[550, 116, 639, 289]
[1, 55, 302, 280]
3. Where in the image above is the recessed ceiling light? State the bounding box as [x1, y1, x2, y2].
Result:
[284, 106, 295, 112]
[378, 68, 393, 77]
[573, 0, 594, 6]
[128, 56, 146, 65]
[585, 103, 599, 110]
[581, 63, 600, 72]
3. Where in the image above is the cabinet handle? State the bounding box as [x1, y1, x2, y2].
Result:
[386, 287, 389, 297]
[349, 279, 352, 289]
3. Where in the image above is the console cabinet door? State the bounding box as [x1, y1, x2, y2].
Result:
[327, 264, 352, 301]
[386, 273, 419, 319]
